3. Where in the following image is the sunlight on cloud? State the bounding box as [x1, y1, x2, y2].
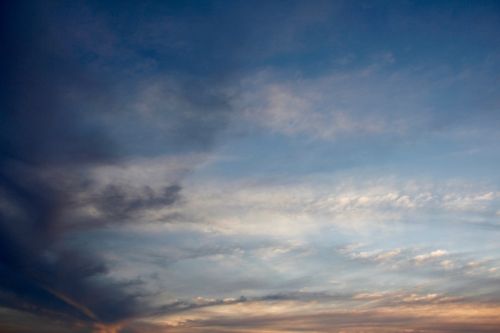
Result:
[141, 296, 500, 333]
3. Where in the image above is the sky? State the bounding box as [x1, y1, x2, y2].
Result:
[1, 1, 500, 332]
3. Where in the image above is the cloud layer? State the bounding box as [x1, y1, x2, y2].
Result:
[1, 1, 500, 332]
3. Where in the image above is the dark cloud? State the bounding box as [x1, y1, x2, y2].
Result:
[0, 0, 241, 330]
[90, 184, 181, 222]
[0, 0, 123, 325]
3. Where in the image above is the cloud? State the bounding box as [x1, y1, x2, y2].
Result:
[414, 250, 448, 264]
[237, 69, 409, 140]
[0, 1, 136, 325]
[339, 244, 500, 286]
[103, 75, 234, 155]
[179, 176, 500, 237]
[235, 51, 500, 142]
[73, 184, 182, 227]
[341, 245, 452, 267]
[1, 1, 500, 332]
[115, 292, 500, 333]
[236, 67, 435, 140]
[0, 1, 244, 330]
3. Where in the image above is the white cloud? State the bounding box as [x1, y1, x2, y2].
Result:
[414, 250, 448, 264]
[89, 153, 213, 188]
[180, 176, 500, 237]
[235, 67, 432, 140]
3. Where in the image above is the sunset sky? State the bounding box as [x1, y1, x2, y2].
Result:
[1, 1, 500, 332]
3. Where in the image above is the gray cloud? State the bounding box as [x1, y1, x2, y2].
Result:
[0, 0, 246, 330]
[89, 184, 181, 223]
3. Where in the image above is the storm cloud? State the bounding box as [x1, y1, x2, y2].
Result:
[0, 0, 242, 330]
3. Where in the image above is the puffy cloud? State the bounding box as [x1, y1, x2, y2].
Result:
[414, 250, 448, 264]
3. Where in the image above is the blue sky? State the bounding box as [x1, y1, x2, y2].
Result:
[1, 1, 500, 332]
